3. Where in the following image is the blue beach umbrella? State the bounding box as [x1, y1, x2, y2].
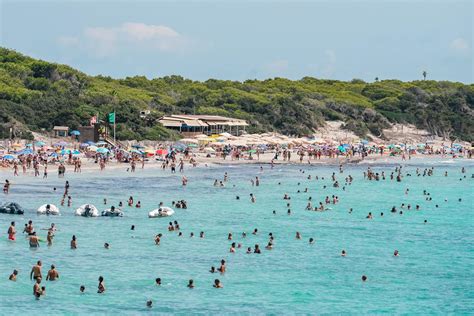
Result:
[70, 130, 81, 136]
[2, 155, 15, 160]
[18, 149, 33, 155]
[35, 141, 46, 146]
[96, 141, 107, 146]
[96, 147, 109, 154]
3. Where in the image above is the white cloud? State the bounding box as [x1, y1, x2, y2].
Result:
[122, 22, 179, 40]
[450, 38, 470, 54]
[58, 22, 190, 57]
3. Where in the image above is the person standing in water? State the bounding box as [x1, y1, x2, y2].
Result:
[3, 179, 10, 194]
[46, 265, 59, 281]
[8, 221, 16, 240]
[30, 261, 42, 280]
[97, 276, 105, 293]
[29, 232, 40, 248]
[70, 235, 77, 249]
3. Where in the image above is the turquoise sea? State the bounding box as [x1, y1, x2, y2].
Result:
[0, 158, 473, 314]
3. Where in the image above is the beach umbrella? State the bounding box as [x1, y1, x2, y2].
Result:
[11, 144, 22, 148]
[2, 155, 15, 160]
[80, 143, 90, 147]
[87, 145, 98, 152]
[25, 143, 33, 147]
[70, 130, 81, 136]
[204, 147, 215, 153]
[187, 143, 198, 148]
[247, 149, 257, 154]
[96, 147, 109, 154]
[35, 141, 46, 146]
[129, 149, 142, 154]
[18, 149, 33, 155]
[54, 141, 69, 147]
[96, 141, 107, 146]
[86, 141, 96, 145]
[156, 149, 168, 156]
[131, 144, 145, 149]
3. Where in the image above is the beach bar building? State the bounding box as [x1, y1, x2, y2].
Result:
[158, 115, 248, 136]
[53, 126, 69, 137]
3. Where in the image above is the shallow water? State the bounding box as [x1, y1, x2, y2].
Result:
[0, 159, 473, 314]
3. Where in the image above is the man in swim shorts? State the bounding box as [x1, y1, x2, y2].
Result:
[8, 221, 16, 240]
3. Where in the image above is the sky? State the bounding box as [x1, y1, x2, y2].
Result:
[0, 0, 472, 83]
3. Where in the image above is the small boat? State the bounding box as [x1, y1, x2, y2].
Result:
[148, 206, 175, 218]
[75, 204, 99, 217]
[102, 206, 124, 217]
[37, 204, 60, 215]
[0, 202, 25, 215]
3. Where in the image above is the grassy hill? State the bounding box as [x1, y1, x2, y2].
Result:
[1, 47, 473, 141]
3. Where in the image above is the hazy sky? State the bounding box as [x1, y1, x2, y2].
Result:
[0, 0, 472, 82]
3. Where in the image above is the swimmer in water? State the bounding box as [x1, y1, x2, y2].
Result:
[187, 279, 194, 288]
[80, 285, 85, 293]
[218, 260, 226, 273]
[394, 250, 399, 256]
[9, 269, 18, 281]
[155, 278, 161, 286]
[309, 238, 315, 244]
[254, 244, 261, 254]
[341, 250, 346, 257]
[155, 234, 162, 245]
[361, 275, 367, 282]
[209, 266, 216, 273]
[70, 235, 77, 249]
[97, 276, 105, 293]
[296, 232, 301, 239]
[46, 265, 59, 281]
[366, 212, 373, 219]
[33, 278, 43, 298]
[147, 300, 153, 308]
[29, 232, 40, 248]
[246, 247, 252, 254]
[250, 193, 256, 203]
[213, 279, 223, 288]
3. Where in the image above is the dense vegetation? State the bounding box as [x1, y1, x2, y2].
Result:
[1, 47, 473, 141]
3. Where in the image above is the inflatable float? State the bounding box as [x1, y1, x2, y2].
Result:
[75, 204, 99, 217]
[37, 204, 60, 215]
[0, 202, 25, 215]
[101, 206, 124, 217]
[148, 207, 175, 218]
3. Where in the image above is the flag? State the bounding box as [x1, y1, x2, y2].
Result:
[90, 116, 97, 126]
[108, 112, 115, 124]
